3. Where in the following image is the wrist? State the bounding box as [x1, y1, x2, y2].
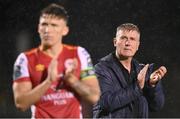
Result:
[46, 76, 53, 84]
[64, 73, 78, 85]
[149, 83, 156, 87]
[149, 79, 158, 87]
[71, 80, 81, 88]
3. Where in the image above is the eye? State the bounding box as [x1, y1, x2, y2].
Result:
[130, 37, 138, 41]
[120, 36, 127, 40]
[41, 22, 48, 26]
[49, 22, 60, 28]
[130, 38, 135, 41]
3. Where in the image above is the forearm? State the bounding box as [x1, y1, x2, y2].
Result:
[144, 81, 165, 111]
[70, 79, 100, 104]
[14, 79, 52, 111]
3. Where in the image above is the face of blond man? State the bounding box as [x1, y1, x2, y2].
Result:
[114, 30, 140, 59]
[38, 14, 69, 47]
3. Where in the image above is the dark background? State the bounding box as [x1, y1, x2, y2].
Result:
[0, 0, 180, 117]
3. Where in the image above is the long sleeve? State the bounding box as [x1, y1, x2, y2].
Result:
[143, 64, 165, 111]
[144, 81, 165, 111]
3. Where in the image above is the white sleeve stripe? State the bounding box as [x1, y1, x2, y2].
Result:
[77, 46, 93, 70]
[13, 53, 29, 80]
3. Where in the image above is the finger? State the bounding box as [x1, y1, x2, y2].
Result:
[157, 73, 162, 80]
[65, 66, 74, 73]
[140, 64, 149, 75]
[138, 64, 149, 79]
[73, 58, 78, 68]
[152, 74, 160, 82]
[50, 59, 58, 68]
[158, 66, 167, 75]
[65, 58, 78, 74]
[150, 66, 167, 84]
[155, 66, 167, 79]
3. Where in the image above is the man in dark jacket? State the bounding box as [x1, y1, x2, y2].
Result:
[93, 23, 167, 118]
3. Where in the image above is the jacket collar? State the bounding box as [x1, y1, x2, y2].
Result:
[99, 52, 143, 88]
[100, 52, 143, 73]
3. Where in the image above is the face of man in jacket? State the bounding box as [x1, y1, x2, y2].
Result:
[114, 29, 140, 60]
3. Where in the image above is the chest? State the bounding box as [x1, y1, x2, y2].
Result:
[27, 52, 81, 87]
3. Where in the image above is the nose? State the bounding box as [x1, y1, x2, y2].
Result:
[125, 39, 130, 46]
[44, 26, 49, 33]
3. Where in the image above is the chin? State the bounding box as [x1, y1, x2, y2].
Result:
[123, 51, 135, 57]
[122, 54, 134, 59]
[42, 41, 52, 46]
[42, 43, 53, 48]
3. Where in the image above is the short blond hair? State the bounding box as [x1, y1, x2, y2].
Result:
[116, 23, 140, 36]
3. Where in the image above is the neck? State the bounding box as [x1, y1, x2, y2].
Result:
[40, 42, 63, 58]
[115, 51, 132, 73]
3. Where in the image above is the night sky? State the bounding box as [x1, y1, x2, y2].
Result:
[0, 0, 180, 117]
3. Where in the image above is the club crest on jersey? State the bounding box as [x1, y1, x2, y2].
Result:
[64, 58, 78, 69]
[35, 64, 45, 71]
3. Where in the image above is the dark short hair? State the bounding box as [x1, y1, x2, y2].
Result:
[40, 3, 69, 23]
[116, 23, 140, 34]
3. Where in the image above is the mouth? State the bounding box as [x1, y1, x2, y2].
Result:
[124, 48, 131, 51]
[43, 35, 51, 41]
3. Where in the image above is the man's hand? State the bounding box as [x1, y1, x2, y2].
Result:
[149, 66, 167, 87]
[63, 59, 100, 104]
[137, 64, 149, 89]
[47, 58, 58, 82]
[64, 59, 78, 86]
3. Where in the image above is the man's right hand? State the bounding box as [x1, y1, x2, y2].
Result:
[137, 64, 149, 89]
[47, 58, 58, 82]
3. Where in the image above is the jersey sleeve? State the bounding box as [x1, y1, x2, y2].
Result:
[13, 53, 30, 82]
[77, 46, 97, 80]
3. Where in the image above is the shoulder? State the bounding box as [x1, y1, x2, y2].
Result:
[15, 47, 37, 61]
[77, 46, 90, 57]
[24, 47, 39, 57]
[24, 47, 38, 54]
[15, 48, 39, 65]
[100, 53, 114, 62]
[76, 46, 93, 69]
[63, 44, 78, 50]
[63, 44, 90, 58]
[95, 53, 114, 68]
[14, 53, 28, 66]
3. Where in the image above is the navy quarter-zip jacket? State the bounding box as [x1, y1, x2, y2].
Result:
[93, 53, 165, 118]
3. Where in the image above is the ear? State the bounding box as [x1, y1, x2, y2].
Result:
[38, 23, 40, 34]
[113, 38, 117, 47]
[62, 26, 69, 36]
[136, 34, 140, 51]
[136, 41, 140, 51]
